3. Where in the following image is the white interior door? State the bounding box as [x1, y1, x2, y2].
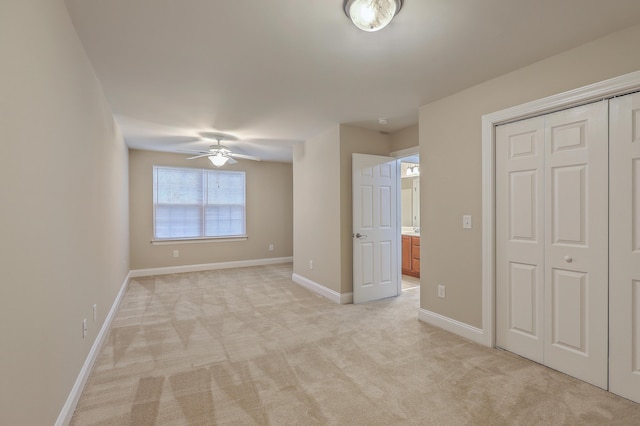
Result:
[610, 92, 640, 403]
[543, 102, 608, 389]
[495, 101, 608, 389]
[352, 153, 398, 304]
[496, 117, 545, 363]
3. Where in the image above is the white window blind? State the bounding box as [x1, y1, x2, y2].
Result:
[153, 166, 246, 240]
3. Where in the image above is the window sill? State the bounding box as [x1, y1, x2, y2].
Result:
[151, 236, 248, 245]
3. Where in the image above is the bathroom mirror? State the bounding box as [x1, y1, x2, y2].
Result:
[401, 162, 420, 228]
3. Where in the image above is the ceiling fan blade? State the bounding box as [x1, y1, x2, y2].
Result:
[186, 153, 212, 160]
[129, 136, 202, 147]
[230, 153, 261, 161]
[226, 157, 238, 165]
[178, 148, 211, 154]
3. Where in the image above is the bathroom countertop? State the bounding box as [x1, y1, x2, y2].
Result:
[401, 227, 420, 237]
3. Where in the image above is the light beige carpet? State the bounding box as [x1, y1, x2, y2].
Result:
[71, 264, 640, 425]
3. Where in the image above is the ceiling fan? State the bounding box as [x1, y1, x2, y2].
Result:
[182, 133, 261, 167]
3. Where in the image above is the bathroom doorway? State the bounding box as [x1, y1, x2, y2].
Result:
[400, 155, 420, 292]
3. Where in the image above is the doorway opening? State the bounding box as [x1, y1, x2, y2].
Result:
[399, 155, 420, 292]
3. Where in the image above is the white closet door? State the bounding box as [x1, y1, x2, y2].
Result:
[610, 92, 640, 403]
[496, 117, 545, 363]
[543, 102, 609, 389]
[496, 101, 609, 390]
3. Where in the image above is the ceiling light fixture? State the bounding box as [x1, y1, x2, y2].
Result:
[209, 153, 229, 167]
[344, 0, 403, 32]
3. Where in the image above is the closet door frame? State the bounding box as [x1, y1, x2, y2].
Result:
[480, 70, 640, 348]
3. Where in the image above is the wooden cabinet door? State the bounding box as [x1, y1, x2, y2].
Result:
[412, 237, 420, 275]
[402, 236, 411, 273]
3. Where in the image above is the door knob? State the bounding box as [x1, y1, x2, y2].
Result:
[564, 256, 573, 263]
[354, 233, 367, 239]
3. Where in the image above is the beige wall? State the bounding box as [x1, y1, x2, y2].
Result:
[129, 150, 293, 269]
[0, 1, 130, 424]
[419, 23, 640, 328]
[390, 124, 419, 152]
[293, 125, 391, 295]
[293, 126, 342, 292]
[339, 125, 391, 293]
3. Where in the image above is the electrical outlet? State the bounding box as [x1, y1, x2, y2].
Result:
[93, 304, 97, 322]
[309, 260, 313, 269]
[173, 250, 179, 257]
[82, 318, 87, 338]
[438, 285, 446, 298]
[269, 244, 274, 251]
[463, 215, 472, 229]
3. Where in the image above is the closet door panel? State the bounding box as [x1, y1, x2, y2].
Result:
[496, 117, 545, 363]
[550, 268, 587, 352]
[610, 92, 640, 403]
[551, 165, 586, 246]
[544, 101, 608, 389]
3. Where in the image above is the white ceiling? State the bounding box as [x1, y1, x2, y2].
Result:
[64, 0, 640, 162]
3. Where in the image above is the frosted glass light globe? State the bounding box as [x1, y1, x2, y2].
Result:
[209, 153, 229, 167]
[345, 0, 402, 32]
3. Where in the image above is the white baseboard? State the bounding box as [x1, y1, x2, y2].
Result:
[129, 256, 293, 278]
[340, 292, 353, 304]
[418, 308, 487, 346]
[291, 273, 353, 304]
[56, 271, 131, 426]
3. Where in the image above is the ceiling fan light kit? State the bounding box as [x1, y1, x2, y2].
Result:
[209, 153, 229, 167]
[183, 133, 261, 167]
[343, 0, 403, 32]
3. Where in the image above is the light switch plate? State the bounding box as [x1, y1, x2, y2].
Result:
[463, 215, 472, 229]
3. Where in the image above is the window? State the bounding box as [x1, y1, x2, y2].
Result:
[153, 166, 246, 240]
